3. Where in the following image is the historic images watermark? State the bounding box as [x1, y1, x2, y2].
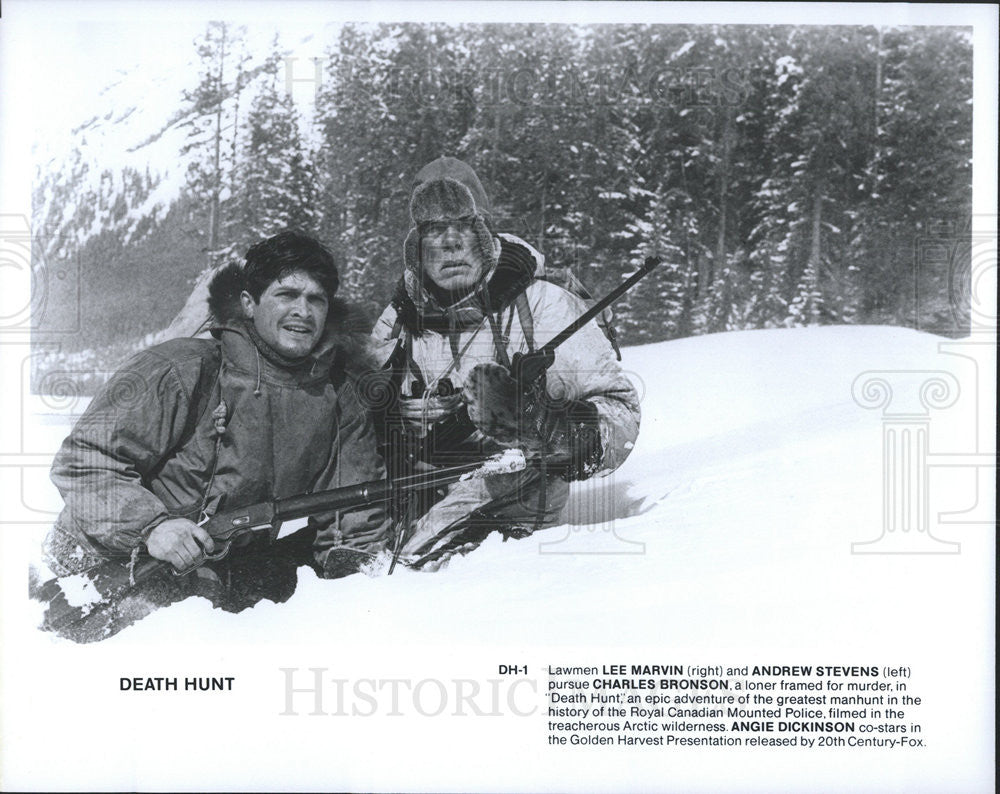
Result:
[851, 215, 997, 554]
[914, 216, 997, 337]
[1, 214, 81, 337]
[279, 668, 538, 717]
[1, 215, 83, 526]
[850, 370, 963, 554]
[285, 57, 750, 110]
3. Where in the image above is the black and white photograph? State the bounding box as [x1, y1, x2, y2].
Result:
[0, 1, 995, 791]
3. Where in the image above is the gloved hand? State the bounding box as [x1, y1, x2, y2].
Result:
[462, 361, 531, 446]
[462, 362, 603, 480]
[394, 391, 464, 434]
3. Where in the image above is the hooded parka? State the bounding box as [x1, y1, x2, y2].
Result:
[47, 264, 389, 578]
[373, 229, 641, 569]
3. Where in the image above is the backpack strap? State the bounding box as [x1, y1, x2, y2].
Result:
[475, 281, 510, 369]
[185, 343, 224, 441]
[404, 332, 430, 395]
[513, 290, 536, 353]
[162, 343, 225, 521]
[380, 309, 428, 397]
[605, 322, 623, 361]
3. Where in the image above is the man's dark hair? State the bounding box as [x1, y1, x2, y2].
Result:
[243, 230, 339, 302]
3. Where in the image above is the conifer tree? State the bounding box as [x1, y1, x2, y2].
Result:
[180, 21, 250, 265]
[229, 38, 317, 252]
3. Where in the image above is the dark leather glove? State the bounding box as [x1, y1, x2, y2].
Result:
[539, 396, 603, 481]
[462, 362, 603, 480]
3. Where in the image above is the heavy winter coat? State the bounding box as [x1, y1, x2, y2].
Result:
[371, 234, 641, 566]
[49, 266, 389, 575]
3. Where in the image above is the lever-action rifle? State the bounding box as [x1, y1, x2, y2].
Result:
[400, 256, 662, 465]
[36, 450, 527, 632]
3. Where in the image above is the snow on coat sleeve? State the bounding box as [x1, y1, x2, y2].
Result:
[524, 280, 641, 475]
[49, 347, 199, 553]
[309, 372, 392, 569]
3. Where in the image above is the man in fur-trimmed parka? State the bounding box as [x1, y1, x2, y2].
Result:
[372, 157, 640, 570]
[45, 231, 390, 597]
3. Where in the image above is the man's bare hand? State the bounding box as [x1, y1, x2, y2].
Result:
[146, 518, 215, 571]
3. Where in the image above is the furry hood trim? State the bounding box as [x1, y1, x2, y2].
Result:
[206, 261, 376, 374]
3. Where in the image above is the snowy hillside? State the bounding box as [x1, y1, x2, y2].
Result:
[32, 24, 325, 257]
[5, 325, 994, 793]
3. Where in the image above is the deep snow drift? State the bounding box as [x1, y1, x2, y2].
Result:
[58, 324, 988, 649]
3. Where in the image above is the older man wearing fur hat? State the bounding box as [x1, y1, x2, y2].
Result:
[373, 157, 640, 570]
[43, 230, 390, 636]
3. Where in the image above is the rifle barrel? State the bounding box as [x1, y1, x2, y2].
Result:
[275, 482, 391, 522]
[539, 256, 660, 355]
[273, 458, 502, 523]
[38, 451, 543, 631]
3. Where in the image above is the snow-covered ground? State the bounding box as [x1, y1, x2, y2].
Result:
[2, 325, 994, 793]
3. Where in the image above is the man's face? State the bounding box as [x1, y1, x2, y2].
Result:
[241, 271, 329, 358]
[419, 219, 489, 294]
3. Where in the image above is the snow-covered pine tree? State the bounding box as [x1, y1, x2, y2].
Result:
[618, 185, 698, 340]
[313, 23, 473, 313]
[846, 27, 972, 333]
[786, 255, 825, 327]
[179, 21, 251, 266]
[229, 37, 317, 253]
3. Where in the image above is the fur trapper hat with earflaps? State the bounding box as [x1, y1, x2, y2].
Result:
[402, 157, 499, 284]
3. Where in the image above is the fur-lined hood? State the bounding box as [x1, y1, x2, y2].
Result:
[390, 234, 542, 336]
[206, 261, 377, 375]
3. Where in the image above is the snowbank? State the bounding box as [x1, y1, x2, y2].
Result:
[50, 324, 989, 649]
